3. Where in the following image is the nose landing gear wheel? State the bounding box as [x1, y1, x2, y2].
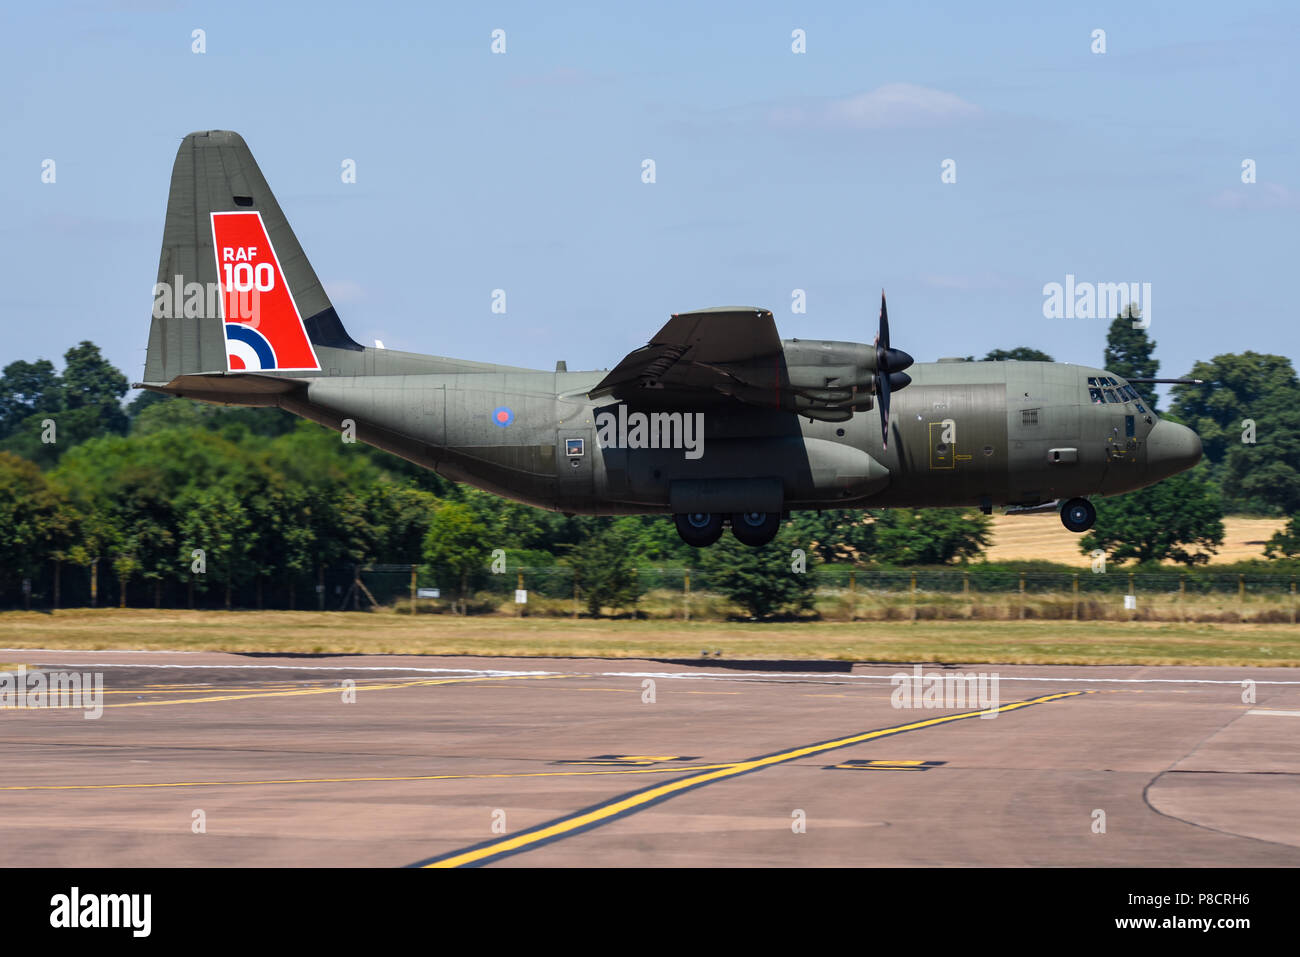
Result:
[674, 512, 724, 547]
[730, 511, 780, 547]
[1060, 497, 1096, 533]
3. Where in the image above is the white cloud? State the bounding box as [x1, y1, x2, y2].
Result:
[768, 83, 982, 130]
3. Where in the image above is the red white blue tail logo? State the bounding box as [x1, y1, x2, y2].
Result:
[211, 211, 321, 372]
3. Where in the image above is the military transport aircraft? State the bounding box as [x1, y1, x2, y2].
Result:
[138, 131, 1203, 547]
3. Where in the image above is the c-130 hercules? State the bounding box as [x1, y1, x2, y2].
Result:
[139, 132, 1204, 548]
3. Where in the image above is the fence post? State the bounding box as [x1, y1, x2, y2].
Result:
[317, 565, 325, 611]
[684, 570, 691, 622]
[1019, 572, 1026, 620]
[1238, 574, 1245, 609]
[573, 573, 579, 619]
[1292, 578, 1297, 626]
[910, 572, 917, 622]
[90, 558, 98, 609]
[1128, 572, 1135, 621]
[849, 570, 856, 621]
[1179, 575, 1186, 623]
[52, 559, 60, 612]
[517, 571, 525, 617]
[1072, 573, 1079, 621]
[410, 566, 417, 614]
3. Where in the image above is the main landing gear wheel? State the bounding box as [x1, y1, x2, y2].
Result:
[1060, 497, 1097, 533]
[730, 511, 780, 547]
[675, 512, 724, 547]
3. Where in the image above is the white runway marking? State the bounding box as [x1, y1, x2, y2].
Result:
[1246, 709, 1300, 716]
[610, 670, 1300, 687]
[0, 660, 555, 677]
[4, 653, 1300, 687]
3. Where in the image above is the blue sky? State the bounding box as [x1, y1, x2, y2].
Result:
[2, 1, 1296, 403]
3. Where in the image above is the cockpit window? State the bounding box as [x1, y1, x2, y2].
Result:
[1084, 377, 1140, 404]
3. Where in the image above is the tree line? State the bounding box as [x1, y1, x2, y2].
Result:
[2, 314, 1298, 616]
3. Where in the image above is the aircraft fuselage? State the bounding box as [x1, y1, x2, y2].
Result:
[177, 352, 1202, 518]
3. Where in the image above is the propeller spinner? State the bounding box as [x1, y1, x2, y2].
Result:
[874, 291, 913, 449]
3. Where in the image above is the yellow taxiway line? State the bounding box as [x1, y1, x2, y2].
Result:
[419, 691, 1087, 868]
[0, 673, 563, 711]
[0, 763, 740, 792]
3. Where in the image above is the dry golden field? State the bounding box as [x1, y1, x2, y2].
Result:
[985, 513, 1285, 567]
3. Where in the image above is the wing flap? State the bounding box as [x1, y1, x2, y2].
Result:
[589, 307, 781, 403]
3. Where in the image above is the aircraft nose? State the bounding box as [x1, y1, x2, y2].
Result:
[1146, 419, 1202, 480]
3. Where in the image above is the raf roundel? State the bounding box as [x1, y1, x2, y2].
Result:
[492, 406, 514, 428]
[225, 324, 277, 371]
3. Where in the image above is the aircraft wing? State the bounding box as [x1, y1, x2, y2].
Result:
[588, 307, 782, 404]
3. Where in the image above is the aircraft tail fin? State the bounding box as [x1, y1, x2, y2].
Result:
[142, 130, 362, 386]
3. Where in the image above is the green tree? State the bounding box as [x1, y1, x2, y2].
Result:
[125, 388, 171, 422]
[52, 427, 259, 606]
[1080, 470, 1224, 566]
[697, 525, 817, 618]
[982, 347, 1055, 362]
[786, 509, 874, 564]
[176, 485, 252, 609]
[366, 482, 439, 562]
[62, 341, 129, 424]
[871, 508, 991, 565]
[458, 486, 584, 554]
[0, 359, 63, 439]
[0, 452, 80, 602]
[1265, 516, 1300, 559]
[1169, 353, 1300, 514]
[1103, 308, 1159, 410]
[131, 395, 295, 439]
[1, 343, 130, 466]
[422, 502, 489, 613]
[560, 522, 645, 616]
[242, 479, 317, 609]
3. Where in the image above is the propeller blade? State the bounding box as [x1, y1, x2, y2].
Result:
[878, 291, 890, 352]
[877, 368, 892, 449]
[887, 371, 912, 391]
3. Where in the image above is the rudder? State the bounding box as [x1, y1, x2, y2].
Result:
[143, 130, 361, 386]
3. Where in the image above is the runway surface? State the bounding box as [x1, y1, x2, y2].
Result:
[2, 649, 1298, 866]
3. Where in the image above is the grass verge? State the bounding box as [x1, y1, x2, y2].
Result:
[1, 608, 1298, 666]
